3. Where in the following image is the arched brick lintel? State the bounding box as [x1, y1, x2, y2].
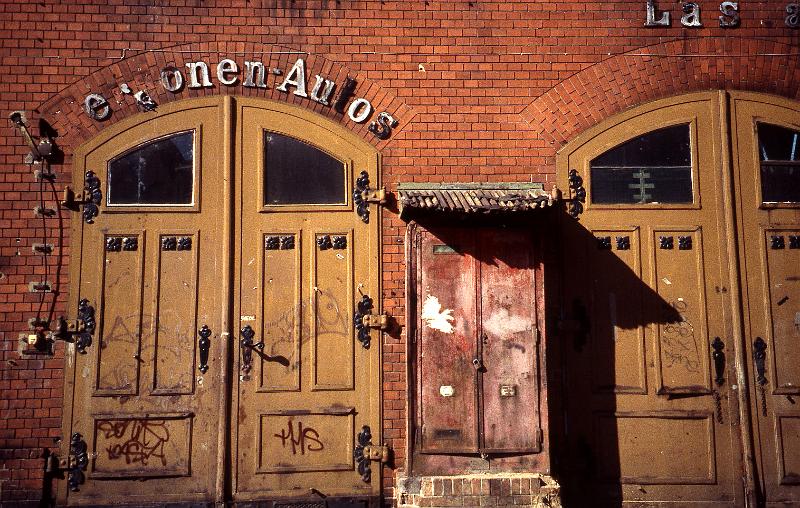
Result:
[522, 37, 800, 148]
[33, 41, 414, 154]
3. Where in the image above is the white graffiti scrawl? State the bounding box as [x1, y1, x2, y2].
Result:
[421, 295, 455, 334]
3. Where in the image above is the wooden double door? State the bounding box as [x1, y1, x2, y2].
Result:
[559, 91, 800, 506]
[60, 97, 382, 505]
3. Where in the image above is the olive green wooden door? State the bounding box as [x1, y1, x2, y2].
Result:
[63, 98, 227, 505]
[232, 99, 382, 501]
[730, 92, 800, 506]
[62, 97, 382, 505]
[558, 92, 744, 506]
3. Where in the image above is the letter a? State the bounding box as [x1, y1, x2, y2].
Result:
[276, 58, 308, 98]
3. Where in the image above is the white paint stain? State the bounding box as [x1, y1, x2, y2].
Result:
[482, 308, 531, 336]
[662, 277, 672, 285]
[421, 295, 455, 333]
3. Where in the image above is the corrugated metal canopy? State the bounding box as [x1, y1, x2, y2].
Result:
[397, 182, 557, 218]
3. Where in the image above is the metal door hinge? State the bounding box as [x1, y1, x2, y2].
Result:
[50, 299, 95, 354]
[61, 171, 102, 224]
[45, 433, 88, 491]
[362, 444, 390, 463]
[362, 313, 389, 330]
[354, 295, 390, 349]
[353, 171, 386, 224]
[354, 425, 390, 483]
[363, 187, 387, 204]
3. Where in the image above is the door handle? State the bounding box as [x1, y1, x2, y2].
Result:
[753, 336, 768, 416]
[197, 325, 211, 374]
[753, 337, 767, 385]
[240, 325, 263, 379]
[710, 337, 726, 424]
[711, 337, 725, 387]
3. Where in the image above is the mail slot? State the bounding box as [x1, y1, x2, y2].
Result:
[413, 226, 543, 460]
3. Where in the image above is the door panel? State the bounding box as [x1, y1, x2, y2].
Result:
[559, 93, 742, 505]
[64, 97, 380, 505]
[234, 100, 380, 500]
[417, 229, 479, 454]
[412, 226, 544, 473]
[730, 93, 800, 505]
[478, 229, 539, 453]
[65, 99, 226, 505]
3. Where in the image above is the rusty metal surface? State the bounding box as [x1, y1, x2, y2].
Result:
[397, 183, 556, 218]
[412, 225, 546, 475]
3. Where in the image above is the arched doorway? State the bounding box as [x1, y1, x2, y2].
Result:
[557, 91, 800, 506]
[60, 96, 383, 506]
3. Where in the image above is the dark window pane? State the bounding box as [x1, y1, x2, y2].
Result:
[264, 132, 346, 205]
[758, 123, 800, 162]
[758, 123, 800, 203]
[108, 131, 194, 205]
[590, 124, 692, 204]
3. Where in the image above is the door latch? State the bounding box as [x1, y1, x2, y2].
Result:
[45, 433, 89, 492]
[239, 325, 263, 379]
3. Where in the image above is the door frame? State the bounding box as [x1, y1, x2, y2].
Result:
[59, 96, 384, 504]
[230, 97, 383, 501]
[554, 90, 758, 506]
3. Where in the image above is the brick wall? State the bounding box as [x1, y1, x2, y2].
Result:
[1, 0, 798, 504]
[395, 473, 561, 508]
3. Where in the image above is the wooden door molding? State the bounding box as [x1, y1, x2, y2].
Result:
[232, 97, 382, 501]
[729, 91, 800, 506]
[61, 96, 383, 505]
[555, 91, 748, 506]
[61, 96, 229, 505]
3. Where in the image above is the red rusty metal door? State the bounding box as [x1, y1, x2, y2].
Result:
[412, 226, 546, 474]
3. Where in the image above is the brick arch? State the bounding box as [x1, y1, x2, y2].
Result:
[521, 37, 800, 148]
[33, 40, 414, 154]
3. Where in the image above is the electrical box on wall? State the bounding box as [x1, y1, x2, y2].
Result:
[410, 225, 549, 475]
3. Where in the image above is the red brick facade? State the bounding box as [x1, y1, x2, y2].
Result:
[1, 0, 798, 505]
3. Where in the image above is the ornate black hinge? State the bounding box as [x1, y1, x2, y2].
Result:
[354, 425, 389, 483]
[45, 433, 89, 492]
[51, 299, 95, 354]
[566, 169, 586, 219]
[353, 171, 386, 224]
[61, 171, 102, 224]
[354, 295, 389, 349]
